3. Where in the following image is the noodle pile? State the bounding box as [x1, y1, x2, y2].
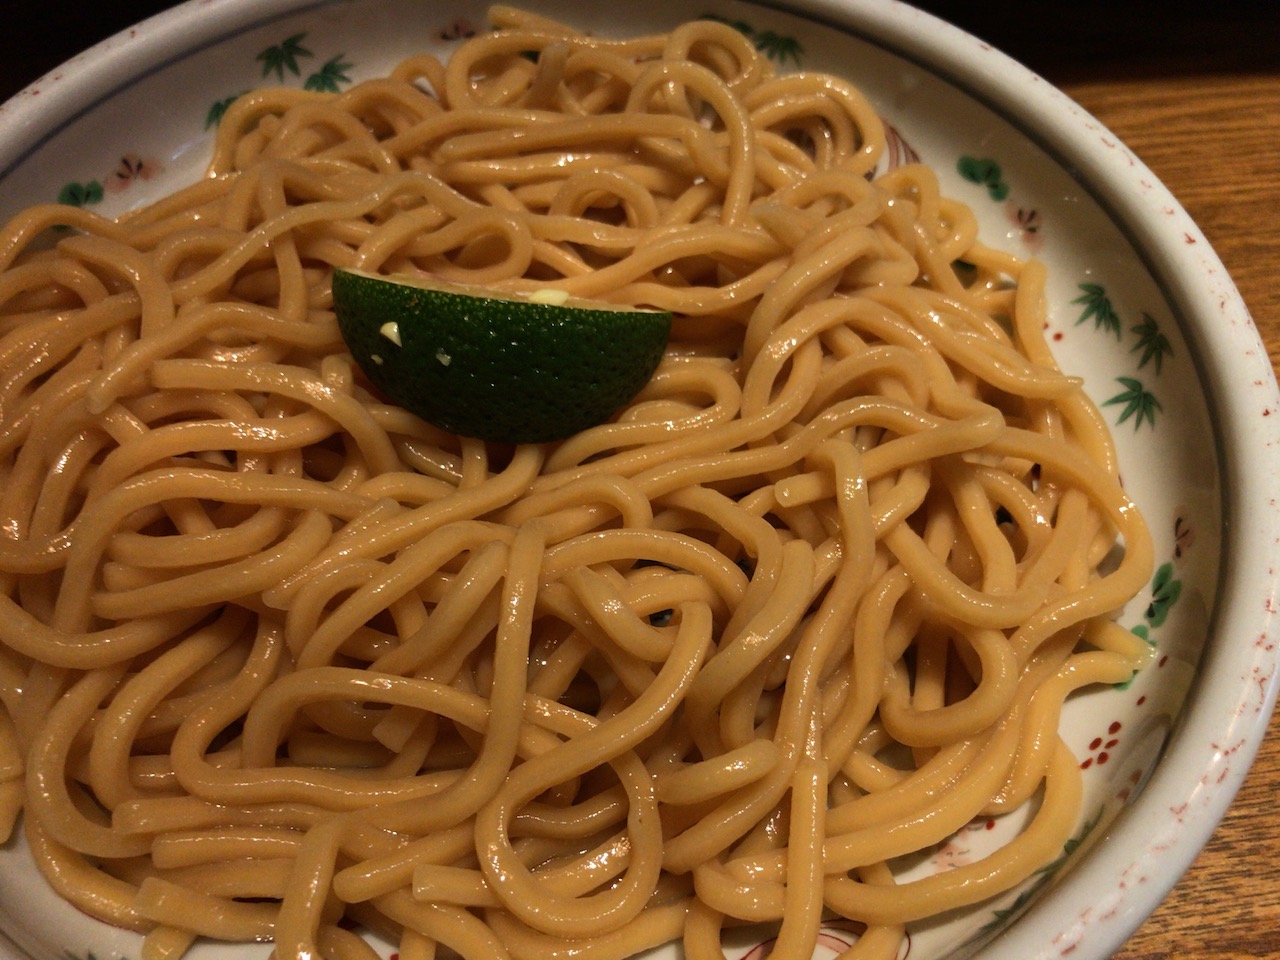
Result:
[0, 7, 1153, 960]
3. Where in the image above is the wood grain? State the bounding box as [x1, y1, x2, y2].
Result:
[888, 6, 1280, 951]
[1054, 70, 1280, 960]
[1, 4, 1279, 959]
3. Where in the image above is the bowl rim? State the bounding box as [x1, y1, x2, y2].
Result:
[2, 1, 1279, 959]
[785, 0, 1280, 956]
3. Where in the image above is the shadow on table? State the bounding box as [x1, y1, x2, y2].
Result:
[913, 0, 1279, 83]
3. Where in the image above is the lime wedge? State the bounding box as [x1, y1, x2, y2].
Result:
[332, 269, 672, 444]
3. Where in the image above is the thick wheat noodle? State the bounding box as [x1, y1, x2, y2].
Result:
[0, 5, 1154, 960]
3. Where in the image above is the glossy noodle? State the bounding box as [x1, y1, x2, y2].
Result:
[0, 6, 1153, 960]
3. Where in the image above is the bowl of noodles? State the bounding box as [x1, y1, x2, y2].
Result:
[0, 1, 1276, 960]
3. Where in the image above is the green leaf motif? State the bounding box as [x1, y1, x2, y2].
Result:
[305, 54, 354, 92]
[972, 808, 1103, 938]
[1118, 563, 1180, 686]
[206, 93, 243, 129]
[57, 180, 104, 207]
[258, 33, 313, 80]
[1113, 623, 1152, 687]
[1131, 312, 1173, 373]
[1072, 283, 1122, 339]
[697, 13, 803, 65]
[956, 155, 1009, 201]
[1103, 376, 1162, 429]
[754, 31, 803, 66]
[1144, 561, 1182, 628]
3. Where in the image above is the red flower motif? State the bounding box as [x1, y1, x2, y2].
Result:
[1005, 200, 1043, 252]
[1173, 513, 1194, 559]
[1081, 720, 1122, 769]
[105, 153, 164, 194]
[438, 18, 476, 41]
[879, 121, 921, 174]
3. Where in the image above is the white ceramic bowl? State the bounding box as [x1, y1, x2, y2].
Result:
[1, 1, 1277, 959]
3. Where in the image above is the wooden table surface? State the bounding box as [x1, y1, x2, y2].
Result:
[997, 10, 1280, 959]
[2, 2, 1279, 959]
